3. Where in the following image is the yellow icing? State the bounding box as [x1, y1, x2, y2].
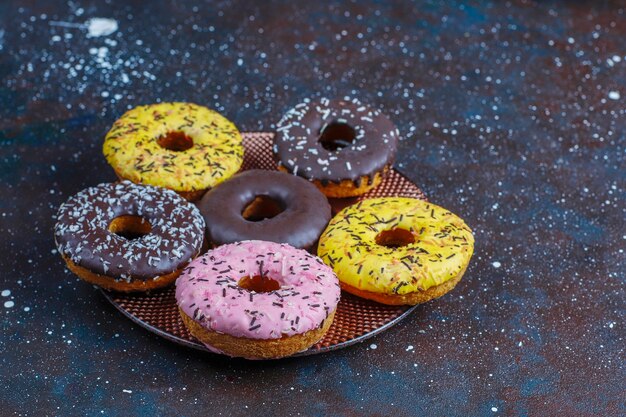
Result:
[103, 102, 243, 192]
[317, 197, 474, 295]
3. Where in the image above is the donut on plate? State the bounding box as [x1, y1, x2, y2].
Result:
[103, 102, 243, 201]
[273, 97, 399, 197]
[176, 240, 340, 359]
[54, 181, 205, 292]
[317, 197, 474, 305]
[198, 169, 331, 251]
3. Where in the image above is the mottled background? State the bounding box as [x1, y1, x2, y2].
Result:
[1, 1, 624, 416]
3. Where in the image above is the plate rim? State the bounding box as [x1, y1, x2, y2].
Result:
[100, 288, 418, 357]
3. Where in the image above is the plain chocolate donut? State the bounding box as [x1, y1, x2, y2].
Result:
[198, 170, 331, 250]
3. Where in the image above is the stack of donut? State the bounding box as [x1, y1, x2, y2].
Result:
[54, 98, 474, 359]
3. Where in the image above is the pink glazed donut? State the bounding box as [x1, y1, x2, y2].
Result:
[175, 240, 340, 359]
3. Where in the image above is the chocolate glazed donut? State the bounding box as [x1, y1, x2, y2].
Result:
[198, 170, 331, 250]
[273, 97, 399, 196]
[54, 181, 205, 291]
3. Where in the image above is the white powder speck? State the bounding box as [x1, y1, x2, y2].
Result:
[237, 58, 243, 66]
[1, 289, 10, 297]
[4, 301, 14, 308]
[492, 261, 501, 268]
[612, 55, 621, 63]
[608, 91, 620, 100]
[24, 307, 30, 312]
[369, 343, 377, 350]
[406, 345, 414, 352]
[122, 389, 132, 394]
[87, 18, 118, 38]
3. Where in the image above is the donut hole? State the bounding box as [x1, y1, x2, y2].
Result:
[157, 131, 194, 152]
[238, 275, 281, 293]
[109, 215, 152, 240]
[318, 121, 356, 152]
[242, 195, 285, 222]
[376, 228, 415, 248]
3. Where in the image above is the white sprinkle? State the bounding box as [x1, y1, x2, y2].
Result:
[492, 261, 501, 268]
[122, 389, 132, 394]
[1, 289, 10, 297]
[491, 407, 498, 412]
[406, 345, 414, 352]
[4, 301, 14, 308]
[237, 58, 243, 66]
[369, 343, 377, 350]
[87, 18, 118, 38]
[24, 307, 30, 312]
[612, 55, 621, 63]
[346, 161, 352, 170]
[608, 91, 620, 100]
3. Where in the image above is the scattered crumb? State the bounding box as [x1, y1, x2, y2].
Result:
[87, 18, 118, 38]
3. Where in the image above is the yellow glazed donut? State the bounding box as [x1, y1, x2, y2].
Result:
[103, 102, 244, 200]
[317, 197, 474, 305]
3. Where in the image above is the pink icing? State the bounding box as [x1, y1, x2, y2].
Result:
[175, 240, 340, 341]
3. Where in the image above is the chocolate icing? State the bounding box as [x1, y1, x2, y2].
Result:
[54, 181, 205, 281]
[198, 170, 331, 250]
[273, 97, 400, 183]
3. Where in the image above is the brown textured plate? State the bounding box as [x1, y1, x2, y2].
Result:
[101, 132, 427, 357]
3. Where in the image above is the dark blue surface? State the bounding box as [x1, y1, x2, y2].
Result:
[1, 1, 624, 416]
